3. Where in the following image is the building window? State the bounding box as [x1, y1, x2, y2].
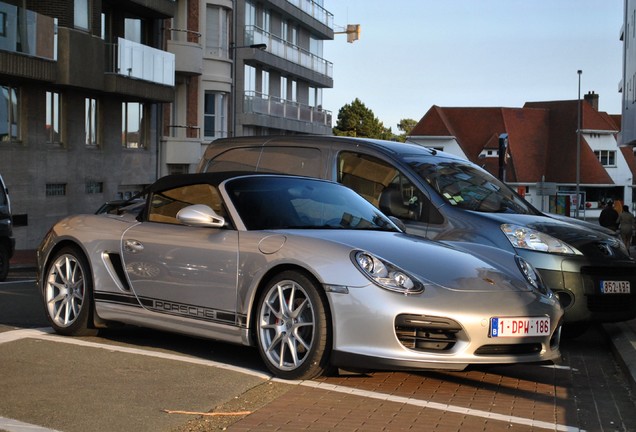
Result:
[122, 102, 145, 148]
[261, 70, 269, 97]
[74, 0, 89, 30]
[125, 18, 142, 44]
[204, 92, 227, 139]
[281, 77, 288, 100]
[245, 65, 256, 93]
[168, 164, 190, 175]
[205, 5, 229, 58]
[46, 91, 61, 145]
[0, 86, 19, 142]
[46, 183, 66, 197]
[85, 181, 103, 194]
[245, 1, 256, 27]
[594, 150, 616, 167]
[85, 97, 98, 146]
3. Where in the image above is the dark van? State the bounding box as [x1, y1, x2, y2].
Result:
[0, 174, 14, 281]
[198, 135, 636, 326]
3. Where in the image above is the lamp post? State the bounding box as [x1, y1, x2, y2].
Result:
[230, 43, 267, 137]
[575, 70, 582, 218]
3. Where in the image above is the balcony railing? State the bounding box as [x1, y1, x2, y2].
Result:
[244, 91, 332, 126]
[284, 0, 334, 29]
[105, 37, 175, 86]
[245, 26, 332, 78]
[167, 27, 201, 44]
[0, 1, 56, 60]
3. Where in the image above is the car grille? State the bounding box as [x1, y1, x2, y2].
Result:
[394, 314, 462, 352]
[474, 344, 542, 356]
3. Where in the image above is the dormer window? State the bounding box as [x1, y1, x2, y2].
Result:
[594, 150, 616, 167]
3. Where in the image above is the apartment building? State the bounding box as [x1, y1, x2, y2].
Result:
[0, 0, 175, 248]
[161, 0, 335, 177]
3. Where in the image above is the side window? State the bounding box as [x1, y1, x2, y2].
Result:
[205, 148, 262, 172]
[148, 183, 224, 225]
[258, 147, 322, 177]
[337, 152, 442, 224]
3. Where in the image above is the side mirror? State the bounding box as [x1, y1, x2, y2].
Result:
[389, 216, 407, 232]
[177, 204, 225, 228]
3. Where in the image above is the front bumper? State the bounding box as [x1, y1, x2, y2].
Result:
[326, 283, 563, 372]
[540, 266, 636, 324]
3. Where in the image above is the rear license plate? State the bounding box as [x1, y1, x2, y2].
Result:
[601, 280, 631, 294]
[490, 317, 550, 337]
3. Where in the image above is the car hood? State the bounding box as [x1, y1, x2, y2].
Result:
[282, 229, 533, 293]
[476, 212, 632, 261]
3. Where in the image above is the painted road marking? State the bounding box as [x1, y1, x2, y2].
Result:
[1, 328, 583, 432]
[0, 416, 62, 432]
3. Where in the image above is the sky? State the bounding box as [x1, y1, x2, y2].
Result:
[321, 0, 624, 132]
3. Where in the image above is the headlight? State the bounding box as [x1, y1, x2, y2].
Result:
[352, 251, 424, 295]
[515, 255, 550, 296]
[501, 224, 581, 255]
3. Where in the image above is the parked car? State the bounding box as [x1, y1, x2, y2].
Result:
[37, 173, 562, 379]
[0, 173, 14, 281]
[198, 135, 636, 327]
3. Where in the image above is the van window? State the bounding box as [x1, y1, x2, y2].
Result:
[259, 147, 322, 177]
[205, 146, 322, 177]
[205, 147, 262, 172]
[337, 152, 442, 224]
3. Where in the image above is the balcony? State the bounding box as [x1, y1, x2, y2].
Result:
[284, 0, 334, 29]
[245, 26, 332, 79]
[167, 28, 203, 76]
[102, 37, 174, 101]
[243, 91, 332, 128]
[106, 37, 175, 86]
[0, 1, 56, 60]
[162, 125, 203, 165]
[0, 1, 56, 82]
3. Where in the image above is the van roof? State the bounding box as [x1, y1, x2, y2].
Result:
[202, 135, 460, 161]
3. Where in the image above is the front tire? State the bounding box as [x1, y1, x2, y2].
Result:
[43, 247, 97, 336]
[256, 271, 330, 380]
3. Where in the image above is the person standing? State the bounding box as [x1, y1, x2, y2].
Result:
[617, 205, 635, 253]
[599, 200, 619, 231]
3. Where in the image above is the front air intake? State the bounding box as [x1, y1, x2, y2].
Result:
[395, 314, 462, 352]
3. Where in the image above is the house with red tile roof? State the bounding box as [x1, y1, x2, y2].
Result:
[408, 93, 636, 219]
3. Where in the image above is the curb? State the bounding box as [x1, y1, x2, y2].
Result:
[603, 321, 636, 393]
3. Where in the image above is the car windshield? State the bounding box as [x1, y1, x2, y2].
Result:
[405, 157, 538, 214]
[226, 176, 400, 231]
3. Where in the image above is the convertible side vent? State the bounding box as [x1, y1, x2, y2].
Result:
[103, 252, 132, 291]
[395, 314, 462, 352]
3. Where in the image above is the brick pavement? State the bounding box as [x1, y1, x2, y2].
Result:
[12, 249, 636, 430]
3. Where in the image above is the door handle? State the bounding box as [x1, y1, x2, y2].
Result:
[124, 239, 144, 254]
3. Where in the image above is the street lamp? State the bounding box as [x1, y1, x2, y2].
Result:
[575, 70, 582, 218]
[230, 43, 267, 137]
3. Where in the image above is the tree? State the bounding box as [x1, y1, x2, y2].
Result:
[333, 98, 392, 139]
[395, 118, 418, 142]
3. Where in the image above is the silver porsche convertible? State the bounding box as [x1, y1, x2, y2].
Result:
[38, 173, 563, 380]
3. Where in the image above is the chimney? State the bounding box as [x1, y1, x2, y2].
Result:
[584, 91, 599, 111]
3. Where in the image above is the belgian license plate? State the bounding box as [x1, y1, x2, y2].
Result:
[601, 280, 631, 294]
[490, 317, 550, 337]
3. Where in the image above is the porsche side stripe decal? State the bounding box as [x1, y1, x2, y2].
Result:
[94, 291, 244, 327]
[94, 291, 144, 307]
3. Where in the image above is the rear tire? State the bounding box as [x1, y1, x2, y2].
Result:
[43, 246, 97, 336]
[256, 271, 330, 380]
